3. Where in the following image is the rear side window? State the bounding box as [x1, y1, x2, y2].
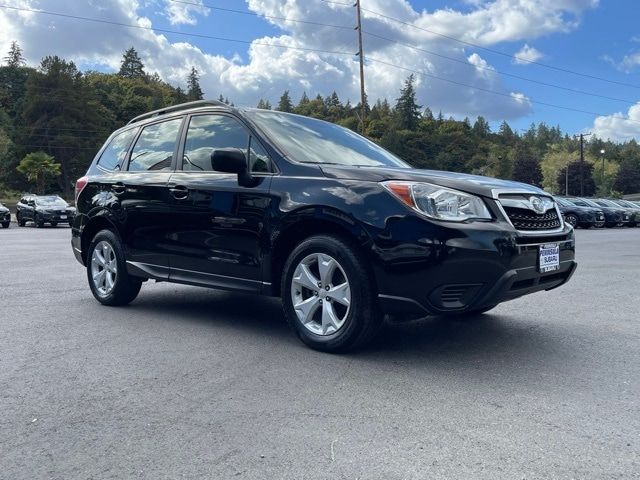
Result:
[182, 114, 271, 173]
[97, 128, 138, 171]
[128, 118, 183, 172]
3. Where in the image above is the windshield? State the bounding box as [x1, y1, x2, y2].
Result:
[246, 110, 409, 169]
[556, 198, 571, 207]
[36, 196, 68, 207]
[567, 198, 592, 207]
[594, 199, 618, 208]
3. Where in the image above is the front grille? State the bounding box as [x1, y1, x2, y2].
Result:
[502, 206, 562, 231]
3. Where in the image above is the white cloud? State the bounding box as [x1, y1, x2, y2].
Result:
[513, 44, 544, 65]
[591, 103, 640, 142]
[618, 52, 640, 73]
[163, 0, 208, 26]
[0, 0, 599, 122]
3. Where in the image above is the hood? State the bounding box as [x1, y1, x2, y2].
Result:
[320, 166, 547, 198]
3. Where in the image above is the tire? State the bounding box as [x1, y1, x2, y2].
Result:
[50, 222, 58, 227]
[87, 229, 142, 306]
[17, 213, 25, 227]
[281, 235, 382, 352]
[1, 222, 9, 229]
[34, 213, 44, 228]
[565, 214, 578, 228]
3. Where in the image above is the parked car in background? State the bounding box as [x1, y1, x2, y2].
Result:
[608, 199, 640, 227]
[0, 202, 10, 228]
[16, 195, 76, 227]
[71, 100, 577, 352]
[567, 198, 628, 228]
[555, 197, 605, 228]
[591, 199, 637, 227]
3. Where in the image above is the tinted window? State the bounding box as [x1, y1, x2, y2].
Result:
[183, 115, 271, 173]
[128, 118, 182, 172]
[246, 110, 409, 168]
[98, 128, 138, 171]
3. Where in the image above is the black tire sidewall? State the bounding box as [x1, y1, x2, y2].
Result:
[281, 235, 377, 352]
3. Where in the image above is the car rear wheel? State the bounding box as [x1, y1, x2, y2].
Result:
[281, 235, 382, 352]
[87, 230, 142, 306]
[565, 214, 578, 228]
[1, 222, 9, 229]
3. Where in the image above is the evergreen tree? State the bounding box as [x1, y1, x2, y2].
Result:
[395, 74, 421, 130]
[118, 47, 145, 79]
[473, 116, 490, 137]
[277, 90, 294, 112]
[613, 157, 640, 194]
[512, 145, 543, 186]
[256, 99, 272, 110]
[186, 66, 203, 101]
[4, 41, 26, 68]
[558, 161, 596, 196]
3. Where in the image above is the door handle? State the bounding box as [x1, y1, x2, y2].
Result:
[112, 182, 126, 194]
[169, 184, 189, 200]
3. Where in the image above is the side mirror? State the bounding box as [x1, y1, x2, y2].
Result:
[211, 148, 254, 186]
[211, 148, 246, 174]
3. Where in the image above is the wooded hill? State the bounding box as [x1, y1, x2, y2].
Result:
[1, 43, 639, 199]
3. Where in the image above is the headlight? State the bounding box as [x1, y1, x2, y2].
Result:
[382, 181, 492, 222]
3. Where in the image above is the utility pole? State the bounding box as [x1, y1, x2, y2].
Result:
[574, 133, 592, 196]
[355, 0, 366, 135]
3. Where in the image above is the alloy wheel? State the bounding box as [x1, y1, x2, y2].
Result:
[90, 240, 118, 297]
[290, 253, 351, 336]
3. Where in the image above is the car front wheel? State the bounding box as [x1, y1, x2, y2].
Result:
[565, 214, 578, 228]
[34, 213, 44, 228]
[87, 230, 142, 306]
[281, 235, 382, 352]
[1, 222, 9, 229]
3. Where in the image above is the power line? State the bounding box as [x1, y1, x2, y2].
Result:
[363, 31, 638, 105]
[166, 0, 353, 30]
[365, 56, 640, 126]
[322, 0, 640, 90]
[0, 4, 356, 57]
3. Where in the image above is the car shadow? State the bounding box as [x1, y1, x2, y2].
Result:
[128, 286, 567, 370]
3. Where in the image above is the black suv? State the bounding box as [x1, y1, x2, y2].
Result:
[72, 100, 576, 352]
[16, 194, 76, 227]
[555, 197, 605, 228]
[0, 202, 10, 228]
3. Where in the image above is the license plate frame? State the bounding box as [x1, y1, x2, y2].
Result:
[539, 243, 560, 273]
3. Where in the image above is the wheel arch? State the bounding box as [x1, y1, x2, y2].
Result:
[80, 214, 121, 265]
[268, 208, 374, 297]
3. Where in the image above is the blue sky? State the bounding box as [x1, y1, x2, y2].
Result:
[1, 0, 639, 141]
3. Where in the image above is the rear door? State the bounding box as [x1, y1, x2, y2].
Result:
[114, 117, 185, 275]
[164, 113, 275, 292]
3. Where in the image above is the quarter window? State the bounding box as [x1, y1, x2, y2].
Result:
[128, 118, 183, 172]
[182, 114, 271, 173]
[97, 128, 138, 171]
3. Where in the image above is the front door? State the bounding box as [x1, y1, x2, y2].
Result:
[165, 113, 275, 293]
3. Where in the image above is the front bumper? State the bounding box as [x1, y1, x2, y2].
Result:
[371, 219, 576, 317]
[1, 212, 9, 223]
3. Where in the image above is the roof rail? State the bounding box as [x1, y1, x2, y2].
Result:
[127, 99, 229, 125]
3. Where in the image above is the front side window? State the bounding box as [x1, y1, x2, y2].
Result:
[182, 114, 271, 173]
[128, 118, 182, 172]
[98, 128, 138, 171]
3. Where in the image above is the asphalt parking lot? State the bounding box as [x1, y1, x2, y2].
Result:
[1, 225, 638, 479]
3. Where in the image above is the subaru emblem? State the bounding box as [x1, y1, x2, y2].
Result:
[529, 196, 545, 214]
